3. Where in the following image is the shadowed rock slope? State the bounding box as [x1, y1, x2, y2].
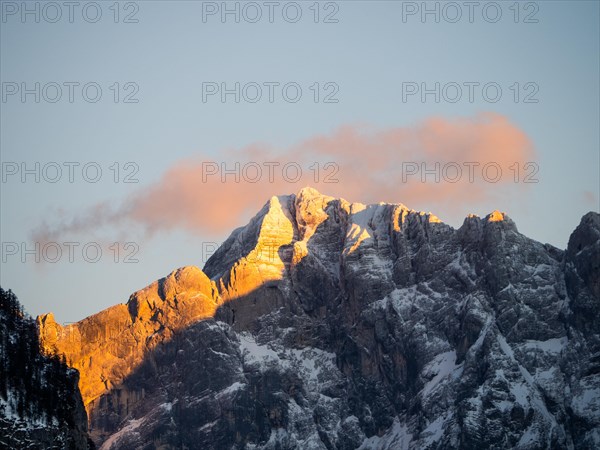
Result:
[0, 288, 93, 449]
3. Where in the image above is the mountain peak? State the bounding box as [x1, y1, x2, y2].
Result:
[296, 186, 325, 199]
[486, 210, 507, 222]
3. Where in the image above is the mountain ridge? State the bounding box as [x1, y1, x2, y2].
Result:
[37, 187, 600, 449]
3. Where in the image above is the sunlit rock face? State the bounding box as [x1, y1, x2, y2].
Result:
[38, 266, 219, 442]
[38, 188, 600, 449]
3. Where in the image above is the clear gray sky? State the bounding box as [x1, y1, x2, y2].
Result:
[1, 1, 598, 323]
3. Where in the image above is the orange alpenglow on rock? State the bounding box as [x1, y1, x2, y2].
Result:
[37, 193, 304, 414]
[37, 266, 219, 411]
[487, 210, 506, 222]
[36, 187, 452, 421]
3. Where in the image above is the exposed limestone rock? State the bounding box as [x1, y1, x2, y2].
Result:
[37, 188, 600, 450]
[38, 267, 218, 420]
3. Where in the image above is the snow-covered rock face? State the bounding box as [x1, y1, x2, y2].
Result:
[39, 188, 600, 449]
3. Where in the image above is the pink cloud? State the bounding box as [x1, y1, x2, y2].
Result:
[583, 190, 599, 207]
[31, 113, 535, 243]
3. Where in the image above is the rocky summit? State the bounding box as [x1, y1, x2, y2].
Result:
[38, 187, 600, 449]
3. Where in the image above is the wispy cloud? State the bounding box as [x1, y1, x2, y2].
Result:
[582, 190, 599, 207]
[31, 112, 535, 243]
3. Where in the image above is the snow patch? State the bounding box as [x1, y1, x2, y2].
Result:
[100, 418, 144, 450]
[520, 337, 568, 354]
[420, 414, 450, 446]
[217, 381, 245, 397]
[358, 418, 412, 450]
[421, 351, 462, 397]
